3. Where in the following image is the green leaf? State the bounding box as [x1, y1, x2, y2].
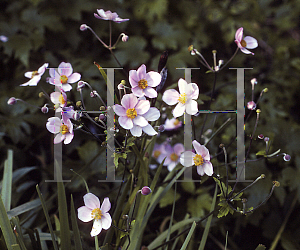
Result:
[7, 199, 41, 219]
[36, 185, 59, 250]
[179, 221, 196, 250]
[113, 152, 127, 168]
[159, 188, 181, 208]
[256, 150, 266, 156]
[70, 195, 83, 250]
[57, 182, 71, 250]
[255, 244, 266, 250]
[0, 195, 18, 249]
[217, 201, 234, 218]
[1, 149, 13, 211]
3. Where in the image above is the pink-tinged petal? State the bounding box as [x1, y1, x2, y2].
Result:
[64, 133, 74, 144]
[136, 64, 147, 80]
[58, 62, 73, 76]
[50, 92, 61, 104]
[174, 143, 185, 155]
[162, 89, 179, 105]
[135, 100, 150, 115]
[133, 115, 148, 127]
[167, 162, 176, 172]
[240, 47, 253, 55]
[113, 104, 126, 116]
[121, 94, 138, 109]
[132, 86, 145, 97]
[129, 70, 139, 87]
[68, 73, 81, 83]
[91, 220, 102, 237]
[172, 103, 186, 118]
[119, 116, 133, 129]
[235, 27, 243, 42]
[143, 107, 160, 121]
[185, 99, 198, 115]
[37, 63, 48, 74]
[54, 133, 64, 144]
[46, 117, 61, 134]
[100, 197, 111, 213]
[178, 78, 188, 94]
[101, 213, 112, 229]
[146, 71, 161, 87]
[24, 71, 33, 78]
[193, 141, 210, 159]
[49, 68, 56, 78]
[244, 36, 258, 49]
[61, 83, 73, 92]
[144, 87, 157, 98]
[130, 125, 142, 137]
[77, 206, 93, 222]
[142, 124, 157, 136]
[203, 162, 213, 176]
[84, 193, 100, 209]
[188, 83, 199, 100]
[95, 9, 106, 19]
[20, 76, 41, 86]
[197, 165, 205, 176]
[180, 151, 195, 167]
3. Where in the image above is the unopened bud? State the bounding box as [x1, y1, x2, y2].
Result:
[99, 114, 106, 121]
[100, 106, 106, 111]
[76, 101, 82, 107]
[247, 101, 256, 110]
[39, 92, 45, 98]
[188, 45, 194, 52]
[77, 81, 85, 91]
[263, 88, 268, 93]
[256, 109, 261, 113]
[264, 137, 269, 142]
[122, 34, 129, 42]
[158, 125, 165, 132]
[258, 134, 264, 139]
[283, 154, 291, 162]
[80, 24, 88, 31]
[251, 78, 257, 85]
[41, 105, 49, 114]
[141, 186, 152, 196]
[273, 181, 280, 187]
[7, 97, 16, 105]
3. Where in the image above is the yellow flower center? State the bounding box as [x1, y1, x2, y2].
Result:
[59, 94, 66, 105]
[178, 93, 187, 104]
[173, 119, 180, 126]
[153, 150, 161, 158]
[126, 108, 137, 119]
[170, 153, 178, 162]
[241, 39, 247, 48]
[138, 79, 148, 89]
[31, 71, 39, 78]
[60, 124, 69, 135]
[91, 208, 102, 220]
[193, 154, 204, 166]
[61, 75, 68, 84]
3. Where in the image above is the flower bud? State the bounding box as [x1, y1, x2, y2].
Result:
[258, 134, 264, 139]
[99, 114, 106, 121]
[247, 101, 256, 110]
[251, 78, 257, 85]
[80, 24, 88, 31]
[141, 186, 152, 196]
[41, 105, 49, 113]
[283, 154, 291, 162]
[100, 106, 106, 111]
[77, 80, 85, 91]
[7, 97, 16, 105]
[76, 101, 82, 107]
[158, 125, 165, 132]
[39, 92, 45, 98]
[122, 34, 129, 42]
[264, 137, 269, 142]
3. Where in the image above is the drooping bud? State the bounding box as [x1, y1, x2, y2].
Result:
[41, 105, 49, 113]
[99, 114, 106, 121]
[141, 186, 152, 196]
[247, 101, 256, 110]
[283, 154, 291, 162]
[77, 80, 86, 91]
[7, 97, 17, 105]
[121, 34, 129, 42]
[258, 134, 264, 139]
[80, 24, 88, 31]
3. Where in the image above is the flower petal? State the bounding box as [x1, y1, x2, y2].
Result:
[143, 87, 157, 98]
[130, 125, 142, 137]
[172, 103, 186, 118]
[162, 89, 179, 105]
[235, 27, 243, 42]
[63, 133, 74, 144]
[197, 165, 205, 176]
[100, 197, 111, 213]
[54, 133, 64, 144]
[146, 71, 161, 87]
[187, 83, 199, 100]
[173, 143, 184, 155]
[185, 99, 198, 115]
[137, 64, 147, 80]
[119, 116, 133, 129]
[77, 206, 93, 222]
[143, 107, 160, 121]
[101, 213, 112, 230]
[167, 162, 176, 172]
[46, 117, 61, 134]
[121, 94, 137, 110]
[84, 193, 100, 209]
[135, 100, 150, 115]
[133, 115, 148, 127]
[58, 62, 73, 77]
[180, 151, 195, 167]
[113, 104, 126, 116]
[61, 83, 73, 92]
[178, 78, 188, 94]
[68, 73, 81, 83]
[129, 70, 139, 87]
[132, 86, 145, 97]
[244, 36, 258, 49]
[90, 219, 102, 237]
[203, 162, 213, 176]
[142, 124, 157, 136]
